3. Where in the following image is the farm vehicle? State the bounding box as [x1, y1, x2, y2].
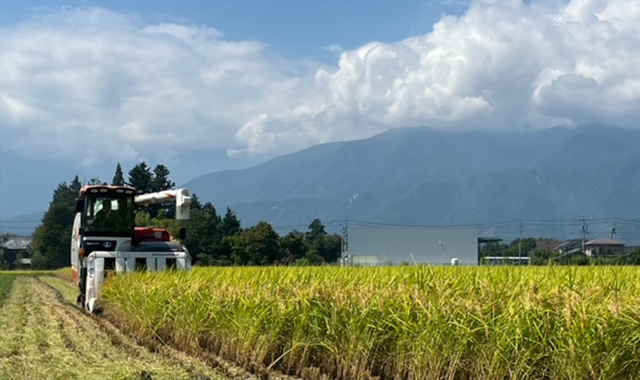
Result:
[71, 185, 192, 312]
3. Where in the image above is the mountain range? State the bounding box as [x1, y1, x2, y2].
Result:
[185, 124, 640, 241]
[4, 124, 640, 242]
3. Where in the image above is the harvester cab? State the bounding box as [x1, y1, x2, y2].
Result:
[71, 185, 192, 313]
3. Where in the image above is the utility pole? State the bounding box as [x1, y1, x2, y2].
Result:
[518, 219, 522, 265]
[610, 218, 617, 240]
[341, 219, 349, 266]
[581, 218, 588, 255]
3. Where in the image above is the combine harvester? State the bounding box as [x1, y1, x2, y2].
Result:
[71, 185, 192, 312]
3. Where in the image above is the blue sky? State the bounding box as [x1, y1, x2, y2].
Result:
[0, 0, 467, 62]
[1, 0, 640, 218]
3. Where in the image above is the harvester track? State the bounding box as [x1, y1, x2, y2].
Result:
[0, 277, 226, 380]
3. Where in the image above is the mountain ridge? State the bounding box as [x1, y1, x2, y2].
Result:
[186, 124, 640, 240]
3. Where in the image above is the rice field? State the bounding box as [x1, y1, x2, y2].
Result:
[101, 266, 640, 380]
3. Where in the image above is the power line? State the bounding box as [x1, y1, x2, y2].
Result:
[0, 220, 41, 224]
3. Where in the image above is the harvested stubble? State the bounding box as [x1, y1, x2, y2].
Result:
[0, 271, 51, 302]
[101, 266, 640, 380]
[0, 274, 227, 380]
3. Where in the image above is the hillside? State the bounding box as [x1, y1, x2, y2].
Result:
[186, 124, 640, 238]
[0, 212, 43, 236]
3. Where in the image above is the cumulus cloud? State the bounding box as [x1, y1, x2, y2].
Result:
[0, 7, 317, 163]
[1, 0, 640, 164]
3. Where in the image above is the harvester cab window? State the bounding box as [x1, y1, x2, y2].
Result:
[85, 195, 134, 236]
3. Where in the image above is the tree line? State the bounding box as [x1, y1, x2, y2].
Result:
[26, 162, 342, 269]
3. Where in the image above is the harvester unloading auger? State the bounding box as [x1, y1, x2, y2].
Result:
[71, 185, 192, 312]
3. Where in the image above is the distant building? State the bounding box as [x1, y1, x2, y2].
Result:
[483, 256, 530, 266]
[584, 238, 625, 257]
[345, 227, 478, 266]
[555, 240, 583, 255]
[1, 238, 32, 269]
[535, 239, 564, 252]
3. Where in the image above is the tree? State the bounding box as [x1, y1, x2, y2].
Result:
[301, 219, 341, 264]
[88, 177, 104, 185]
[221, 207, 242, 236]
[315, 233, 342, 263]
[279, 231, 307, 265]
[30, 181, 77, 269]
[184, 206, 221, 264]
[69, 176, 82, 198]
[305, 219, 327, 246]
[0, 249, 9, 270]
[298, 249, 325, 266]
[151, 164, 175, 192]
[229, 222, 279, 265]
[135, 211, 152, 227]
[190, 193, 203, 210]
[480, 238, 538, 259]
[112, 163, 125, 186]
[128, 162, 153, 194]
[52, 177, 80, 206]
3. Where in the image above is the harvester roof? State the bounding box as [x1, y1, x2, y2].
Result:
[79, 185, 137, 196]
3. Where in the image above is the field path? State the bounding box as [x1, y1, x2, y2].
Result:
[0, 277, 226, 380]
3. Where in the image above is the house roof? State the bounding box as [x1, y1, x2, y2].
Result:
[535, 240, 564, 251]
[585, 238, 625, 246]
[556, 240, 582, 250]
[1, 238, 31, 250]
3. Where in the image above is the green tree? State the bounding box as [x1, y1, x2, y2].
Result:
[190, 193, 203, 210]
[316, 233, 342, 263]
[278, 230, 306, 265]
[298, 249, 325, 266]
[51, 177, 80, 206]
[229, 222, 279, 265]
[221, 207, 242, 236]
[88, 177, 104, 185]
[112, 163, 125, 186]
[480, 238, 538, 259]
[135, 211, 152, 227]
[151, 164, 175, 192]
[301, 219, 341, 264]
[184, 206, 221, 264]
[31, 181, 77, 269]
[69, 176, 82, 198]
[128, 162, 153, 194]
[0, 249, 9, 270]
[305, 218, 326, 246]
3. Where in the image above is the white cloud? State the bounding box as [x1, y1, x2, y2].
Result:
[0, 7, 312, 163]
[0, 0, 639, 164]
[325, 44, 344, 53]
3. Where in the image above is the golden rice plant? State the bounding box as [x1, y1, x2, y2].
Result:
[101, 266, 640, 380]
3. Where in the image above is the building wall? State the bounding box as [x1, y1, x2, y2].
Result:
[348, 227, 478, 265]
[586, 245, 625, 256]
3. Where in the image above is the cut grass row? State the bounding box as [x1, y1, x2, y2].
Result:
[102, 266, 640, 380]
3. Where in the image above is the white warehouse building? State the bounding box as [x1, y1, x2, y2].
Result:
[346, 227, 478, 265]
